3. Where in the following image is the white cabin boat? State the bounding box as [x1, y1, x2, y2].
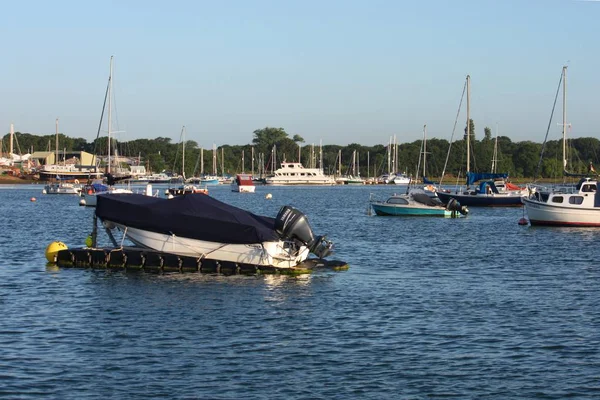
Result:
[266, 162, 335, 186]
[231, 174, 256, 193]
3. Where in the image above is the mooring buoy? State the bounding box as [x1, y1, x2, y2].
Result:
[45, 241, 68, 263]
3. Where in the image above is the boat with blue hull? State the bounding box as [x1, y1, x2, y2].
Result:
[370, 190, 468, 217]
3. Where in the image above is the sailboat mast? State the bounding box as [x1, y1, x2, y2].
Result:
[251, 146, 254, 176]
[181, 126, 186, 179]
[492, 123, 499, 173]
[212, 144, 216, 175]
[200, 147, 204, 175]
[562, 66, 568, 171]
[107, 56, 114, 175]
[242, 150, 245, 173]
[9, 123, 14, 156]
[55, 118, 59, 165]
[466, 74, 471, 174]
[423, 124, 427, 178]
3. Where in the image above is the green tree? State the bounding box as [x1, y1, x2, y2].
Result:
[252, 127, 289, 156]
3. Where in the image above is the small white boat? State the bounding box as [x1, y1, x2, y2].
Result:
[166, 184, 208, 197]
[231, 174, 256, 193]
[522, 66, 600, 226]
[44, 180, 82, 195]
[95, 193, 334, 269]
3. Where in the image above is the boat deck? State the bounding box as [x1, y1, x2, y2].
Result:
[54, 247, 348, 275]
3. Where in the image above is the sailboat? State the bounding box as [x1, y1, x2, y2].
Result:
[436, 75, 527, 207]
[345, 150, 365, 185]
[166, 126, 208, 197]
[522, 66, 600, 226]
[44, 119, 83, 195]
[82, 56, 133, 207]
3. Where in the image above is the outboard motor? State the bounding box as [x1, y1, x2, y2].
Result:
[274, 206, 334, 259]
[446, 198, 469, 216]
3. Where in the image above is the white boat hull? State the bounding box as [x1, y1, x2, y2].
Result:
[231, 184, 256, 193]
[109, 224, 310, 269]
[523, 196, 600, 226]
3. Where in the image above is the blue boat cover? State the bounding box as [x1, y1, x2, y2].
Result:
[92, 183, 109, 192]
[95, 193, 279, 244]
[466, 172, 508, 186]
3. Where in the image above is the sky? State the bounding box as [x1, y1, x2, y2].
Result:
[1, 0, 598, 148]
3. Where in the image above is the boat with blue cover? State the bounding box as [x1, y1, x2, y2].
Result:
[95, 193, 334, 269]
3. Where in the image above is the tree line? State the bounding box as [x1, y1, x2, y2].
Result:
[3, 123, 600, 180]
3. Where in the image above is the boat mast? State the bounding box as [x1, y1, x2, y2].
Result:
[181, 126, 186, 180]
[212, 144, 217, 175]
[107, 56, 113, 175]
[251, 146, 254, 176]
[423, 124, 427, 178]
[387, 136, 392, 174]
[242, 150, 244, 174]
[9, 123, 14, 157]
[466, 74, 470, 175]
[562, 65, 568, 172]
[319, 139, 323, 171]
[55, 118, 59, 166]
[491, 123, 499, 174]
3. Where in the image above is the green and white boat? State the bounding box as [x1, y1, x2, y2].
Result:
[370, 190, 468, 217]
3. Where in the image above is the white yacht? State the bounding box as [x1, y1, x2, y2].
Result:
[265, 162, 336, 186]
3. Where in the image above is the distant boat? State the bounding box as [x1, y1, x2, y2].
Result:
[165, 184, 208, 197]
[44, 177, 82, 195]
[370, 190, 468, 217]
[266, 162, 336, 186]
[81, 181, 133, 207]
[231, 174, 256, 193]
[522, 66, 600, 226]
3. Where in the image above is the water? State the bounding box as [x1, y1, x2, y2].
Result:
[1, 184, 600, 399]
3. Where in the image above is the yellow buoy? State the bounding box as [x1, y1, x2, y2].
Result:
[45, 241, 68, 263]
[85, 235, 93, 248]
[265, 193, 272, 199]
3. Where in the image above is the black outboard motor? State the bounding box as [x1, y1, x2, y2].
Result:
[274, 206, 334, 259]
[446, 198, 469, 216]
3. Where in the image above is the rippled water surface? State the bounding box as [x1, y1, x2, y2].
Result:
[1, 184, 600, 399]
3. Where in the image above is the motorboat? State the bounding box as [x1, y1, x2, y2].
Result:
[522, 66, 600, 226]
[266, 162, 336, 186]
[523, 178, 600, 226]
[166, 184, 208, 197]
[95, 193, 334, 269]
[81, 182, 133, 207]
[231, 174, 256, 193]
[44, 180, 82, 195]
[370, 189, 468, 217]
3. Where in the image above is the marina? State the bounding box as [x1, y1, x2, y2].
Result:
[2, 0, 599, 397]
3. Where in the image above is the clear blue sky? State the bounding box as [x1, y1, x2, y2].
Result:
[1, 0, 598, 148]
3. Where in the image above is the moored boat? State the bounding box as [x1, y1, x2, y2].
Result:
[370, 189, 468, 217]
[95, 193, 334, 269]
[231, 174, 256, 193]
[522, 66, 600, 226]
[266, 162, 336, 186]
